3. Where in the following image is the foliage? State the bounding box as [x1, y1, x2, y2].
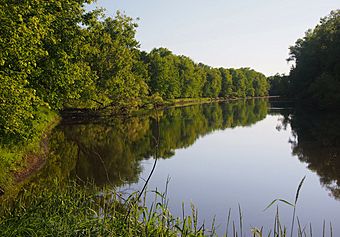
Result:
[0, 1, 269, 145]
[0, 0, 95, 139]
[268, 74, 290, 96]
[202, 67, 222, 98]
[283, 10, 340, 108]
[147, 48, 181, 99]
[84, 12, 148, 109]
[0, 181, 213, 237]
[0, 179, 333, 237]
[0, 108, 57, 197]
[27, 1, 96, 110]
[0, 1, 48, 140]
[146, 49, 269, 100]
[219, 68, 233, 97]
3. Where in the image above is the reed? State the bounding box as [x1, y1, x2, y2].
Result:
[0, 178, 335, 237]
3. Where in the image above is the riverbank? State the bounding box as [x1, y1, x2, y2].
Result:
[164, 96, 280, 108]
[61, 96, 279, 121]
[0, 108, 59, 201]
[0, 181, 216, 236]
[0, 180, 330, 237]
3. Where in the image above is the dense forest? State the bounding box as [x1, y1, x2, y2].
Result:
[0, 1, 269, 143]
[269, 10, 340, 109]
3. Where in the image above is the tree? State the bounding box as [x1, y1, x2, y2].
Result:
[287, 10, 340, 108]
[268, 74, 290, 96]
[202, 67, 222, 98]
[219, 68, 233, 97]
[230, 69, 246, 97]
[148, 48, 181, 99]
[0, 0, 98, 139]
[0, 1, 53, 139]
[85, 12, 148, 109]
[26, 0, 96, 110]
[0, 0, 271, 141]
[177, 56, 199, 98]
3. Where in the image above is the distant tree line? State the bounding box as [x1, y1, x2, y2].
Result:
[144, 48, 268, 99]
[269, 10, 340, 109]
[0, 1, 268, 141]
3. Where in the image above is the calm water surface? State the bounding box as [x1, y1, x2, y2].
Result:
[18, 99, 340, 235]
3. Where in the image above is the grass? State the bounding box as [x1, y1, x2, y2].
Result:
[0, 107, 59, 199]
[0, 178, 335, 237]
[0, 181, 210, 237]
[166, 97, 230, 108]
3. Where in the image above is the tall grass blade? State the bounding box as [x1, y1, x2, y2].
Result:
[264, 199, 294, 211]
[233, 221, 236, 237]
[322, 220, 325, 237]
[226, 208, 232, 237]
[290, 176, 306, 237]
[238, 204, 243, 237]
[210, 216, 216, 237]
[297, 217, 302, 237]
[330, 222, 333, 237]
[294, 176, 306, 205]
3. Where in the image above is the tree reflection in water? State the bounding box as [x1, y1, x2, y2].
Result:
[37, 99, 269, 187]
[5, 99, 340, 207]
[280, 109, 340, 200]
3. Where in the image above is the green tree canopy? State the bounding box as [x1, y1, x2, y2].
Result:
[287, 10, 340, 109]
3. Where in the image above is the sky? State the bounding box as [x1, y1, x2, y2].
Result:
[88, 1, 339, 76]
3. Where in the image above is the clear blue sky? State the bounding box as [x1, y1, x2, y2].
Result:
[89, 1, 339, 76]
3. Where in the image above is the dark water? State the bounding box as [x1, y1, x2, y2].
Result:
[15, 99, 340, 235]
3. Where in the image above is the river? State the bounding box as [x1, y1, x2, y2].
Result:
[4, 98, 340, 236]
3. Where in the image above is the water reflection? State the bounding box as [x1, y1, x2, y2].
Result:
[3, 98, 340, 205]
[2, 98, 340, 235]
[40, 99, 268, 187]
[280, 109, 340, 200]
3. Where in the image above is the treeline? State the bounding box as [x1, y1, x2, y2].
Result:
[145, 48, 269, 99]
[0, 1, 268, 142]
[269, 10, 340, 109]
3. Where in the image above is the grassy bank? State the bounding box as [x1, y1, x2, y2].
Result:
[165, 97, 227, 108]
[0, 107, 59, 199]
[165, 96, 280, 108]
[0, 181, 209, 237]
[126, 96, 278, 118]
[0, 180, 334, 237]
